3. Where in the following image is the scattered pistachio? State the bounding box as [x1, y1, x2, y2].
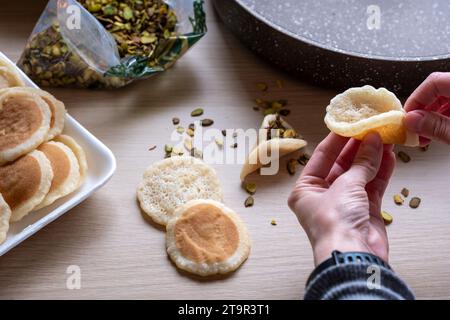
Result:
[409, 197, 421, 209]
[287, 159, 298, 175]
[231, 142, 238, 148]
[381, 211, 393, 225]
[172, 147, 184, 156]
[164, 144, 173, 154]
[271, 219, 277, 226]
[397, 151, 411, 163]
[201, 119, 214, 127]
[191, 108, 204, 117]
[283, 129, 297, 138]
[256, 82, 268, 92]
[393, 194, 404, 205]
[279, 109, 291, 116]
[298, 154, 310, 166]
[232, 132, 238, 138]
[172, 117, 180, 125]
[244, 196, 254, 207]
[221, 129, 227, 136]
[215, 138, 223, 147]
[188, 123, 195, 131]
[148, 145, 157, 151]
[244, 182, 257, 195]
[187, 128, 195, 137]
[255, 98, 264, 106]
[254, 98, 289, 116]
[401, 188, 409, 198]
[176, 126, 185, 134]
[271, 101, 283, 111]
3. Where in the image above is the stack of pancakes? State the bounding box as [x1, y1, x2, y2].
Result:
[0, 58, 87, 244]
[137, 156, 251, 277]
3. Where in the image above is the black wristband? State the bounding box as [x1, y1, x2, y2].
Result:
[306, 250, 391, 286]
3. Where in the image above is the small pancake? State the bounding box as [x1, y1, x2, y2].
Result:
[54, 135, 88, 184]
[0, 89, 51, 165]
[2, 87, 66, 140]
[0, 65, 25, 89]
[137, 156, 223, 226]
[325, 85, 419, 146]
[0, 150, 53, 222]
[166, 199, 251, 276]
[240, 114, 307, 181]
[35, 141, 81, 209]
[0, 194, 11, 244]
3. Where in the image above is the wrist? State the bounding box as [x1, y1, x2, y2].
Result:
[312, 233, 371, 266]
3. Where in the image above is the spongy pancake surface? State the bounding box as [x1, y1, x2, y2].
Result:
[325, 85, 419, 146]
[137, 156, 223, 226]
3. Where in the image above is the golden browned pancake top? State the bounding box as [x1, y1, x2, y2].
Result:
[0, 155, 41, 210]
[174, 203, 239, 264]
[0, 97, 43, 151]
[38, 143, 70, 193]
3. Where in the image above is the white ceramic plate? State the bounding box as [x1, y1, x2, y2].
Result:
[0, 52, 116, 256]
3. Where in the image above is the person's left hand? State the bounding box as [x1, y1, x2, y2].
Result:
[288, 132, 395, 266]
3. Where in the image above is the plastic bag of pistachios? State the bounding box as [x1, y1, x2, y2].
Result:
[18, 0, 206, 88]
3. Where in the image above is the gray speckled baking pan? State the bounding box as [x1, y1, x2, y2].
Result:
[213, 0, 450, 96]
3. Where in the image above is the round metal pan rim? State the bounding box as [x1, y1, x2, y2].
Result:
[235, 0, 450, 62]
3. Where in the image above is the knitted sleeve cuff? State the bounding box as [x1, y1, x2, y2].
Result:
[304, 263, 415, 300]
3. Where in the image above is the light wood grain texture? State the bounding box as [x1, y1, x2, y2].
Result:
[1, 1, 450, 299]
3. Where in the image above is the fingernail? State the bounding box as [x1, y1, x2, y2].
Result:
[364, 131, 381, 148]
[405, 110, 426, 133]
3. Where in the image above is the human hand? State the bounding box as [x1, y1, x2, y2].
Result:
[288, 132, 395, 266]
[405, 72, 450, 146]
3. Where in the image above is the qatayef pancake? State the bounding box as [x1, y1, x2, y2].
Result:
[137, 156, 223, 226]
[0, 89, 51, 165]
[0, 65, 25, 89]
[240, 114, 307, 181]
[0, 150, 53, 222]
[35, 141, 81, 210]
[54, 135, 88, 184]
[325, 85, 419, 146]
[166, 199, 251, 276]
[0, 194, 11, 245]
[1, 87, 66, 140]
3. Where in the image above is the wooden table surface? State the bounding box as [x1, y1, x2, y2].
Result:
[1, 1, 450, 300]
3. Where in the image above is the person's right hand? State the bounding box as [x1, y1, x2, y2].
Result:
[405, 72, 450, 146]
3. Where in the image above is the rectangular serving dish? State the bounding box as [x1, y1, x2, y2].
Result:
[0, 52, 116, 256]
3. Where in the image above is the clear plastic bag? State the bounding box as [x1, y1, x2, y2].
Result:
[18, 0, 206, 88]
